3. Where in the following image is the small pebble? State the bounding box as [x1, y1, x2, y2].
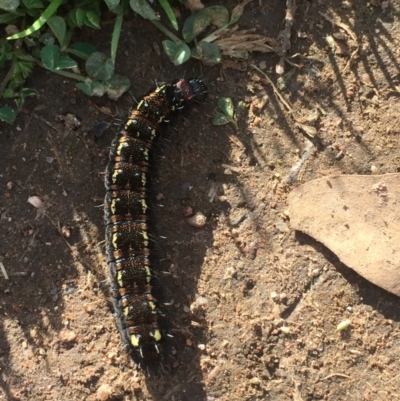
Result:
[61, 225, 71, 238]
[96, 383, 112, 401]
[58, 330, 77, 343]
[27, 196, 43, 209]
[183, 206, 193, 216]
[6, 181, 13, 190]
[198, 344, 206, 351]
[187, 212, 206, 227]
[371, 165, 378, 174]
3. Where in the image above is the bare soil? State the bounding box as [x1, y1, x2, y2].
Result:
[1, 1, 400, 400]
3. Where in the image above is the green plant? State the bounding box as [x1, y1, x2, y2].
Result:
[0, 0, 131, 124]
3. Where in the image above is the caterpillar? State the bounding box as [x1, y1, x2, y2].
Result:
[104, 78, 207, 366]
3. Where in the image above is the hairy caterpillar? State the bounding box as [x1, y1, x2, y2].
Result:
[104, 79, 207, 365]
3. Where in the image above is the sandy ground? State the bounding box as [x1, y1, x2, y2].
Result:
[1, 0, 400, 400]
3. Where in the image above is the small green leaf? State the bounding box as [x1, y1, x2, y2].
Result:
[0, 0, 20, 12]
[41, 44, 60, 70]
[162, 40, 190, 66]
[47, 16, 66, 46]
[0, 12, 20, 24]
[3, 88, 16, 98]
[104, 74, 131, 100]
[23, 0, 44, 9]
[192, 41, 221, 65]
[69, 42, 97, 59]
[202, 6, 229, 28]
[85, 52, 114, 81]
[218, 97, 235, 119]
[158, 0, 178, 30]
[212, 112, 232, 126]
[56, 55, 77, 70]
[20, 88, 39, 97]
[182, 13, 210, 43]
[104, 0, 120, 10]
[85, 10, 101, 29]
[76, 81, 105, 97]
[130, 0, 157, 20]
[39, 32, 55, 45]
[0, 106, 16, 124]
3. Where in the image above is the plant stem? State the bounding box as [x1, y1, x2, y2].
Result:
[151, 19, 182, 44]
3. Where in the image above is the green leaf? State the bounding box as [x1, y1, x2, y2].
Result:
[85, 52, 114, 81]
[104, 0, 120, 10]
[202, 6, 229, 28]
[23, 0, 44, 9]
[56, 55, 77, 70]
[0, 12, 21, 24]
[40, 44, 59, 70]
[162, 40, 190, 66]
[20, 88, 39, 97]
[85, 10, 101, 29]
[0, 0, 20, 12]
[69, 42, 97, 59]
[218, 97, 235, 118]
[68, 8, 86, 27]
[3, 88, 16, 98]
[104, 74, 131, 100]
[212, 112, 232, 126]
[0, 106, 16, 124]
[130, 0, 157, 20]
[158, 0, 178, 31]
[76, 81, 105, 97]
[192, 41, 221, 65]
[182, 13, 210, 43]
[47, 16, 66, 46]
[16, 60, 34, 78]
[7, 0, 63, 40]
[39, 32, 55, 45]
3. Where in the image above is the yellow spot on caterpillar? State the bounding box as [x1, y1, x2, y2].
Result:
[130, 334, 140, 347]
[123, 306, 129, 316]
[117, 271, 123, 287]
[152, 330, 162, 342]
[137, 100, 144, 109]
[143, 148, 149, 160]
[141, 173, 146, 187]
[112, 168, 120, 183]
[148, 301, 156, 310]
[112, 233, 119, 249]
[117, 142, 125, 155]
[142, 199, 147, 214]
[111, 199, 116, 214]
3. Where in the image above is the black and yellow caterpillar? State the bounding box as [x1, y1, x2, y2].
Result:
[104, 79, 207, 365]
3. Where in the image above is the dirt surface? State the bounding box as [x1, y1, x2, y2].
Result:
[1, 1, 400, 400]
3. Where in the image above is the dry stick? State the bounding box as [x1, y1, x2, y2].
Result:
[250, 64, 317, 138]
[276, 0, 297, 74]
[250, 64, 293, 114]
[318, 11, 359, 73]
[0, 262, 9, 280]
[320, 373, 351, 381]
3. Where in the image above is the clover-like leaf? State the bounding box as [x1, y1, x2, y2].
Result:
[218, 97, 235, 119]
[76, 81, 106, 97]
[192, 41, 221, 65]
[162, 40, 191, 66]
[182, 13, 210, 43]
[85, 52, 114, 81]
[129, 0, 157, 20]
[202, 6, 229, 27]
[0, 106, 16, 124]
[104, 74, 131, 100]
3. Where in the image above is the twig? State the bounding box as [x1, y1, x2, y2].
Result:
[276, 0, 297, 73]
[386, 373, 400, 385]
[318, 11, 359, 73]
[250, 64, 293, 114]
[318, 11, 356, 40]
[320, 373, 350, 381]
[0, 262, 9, 280]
